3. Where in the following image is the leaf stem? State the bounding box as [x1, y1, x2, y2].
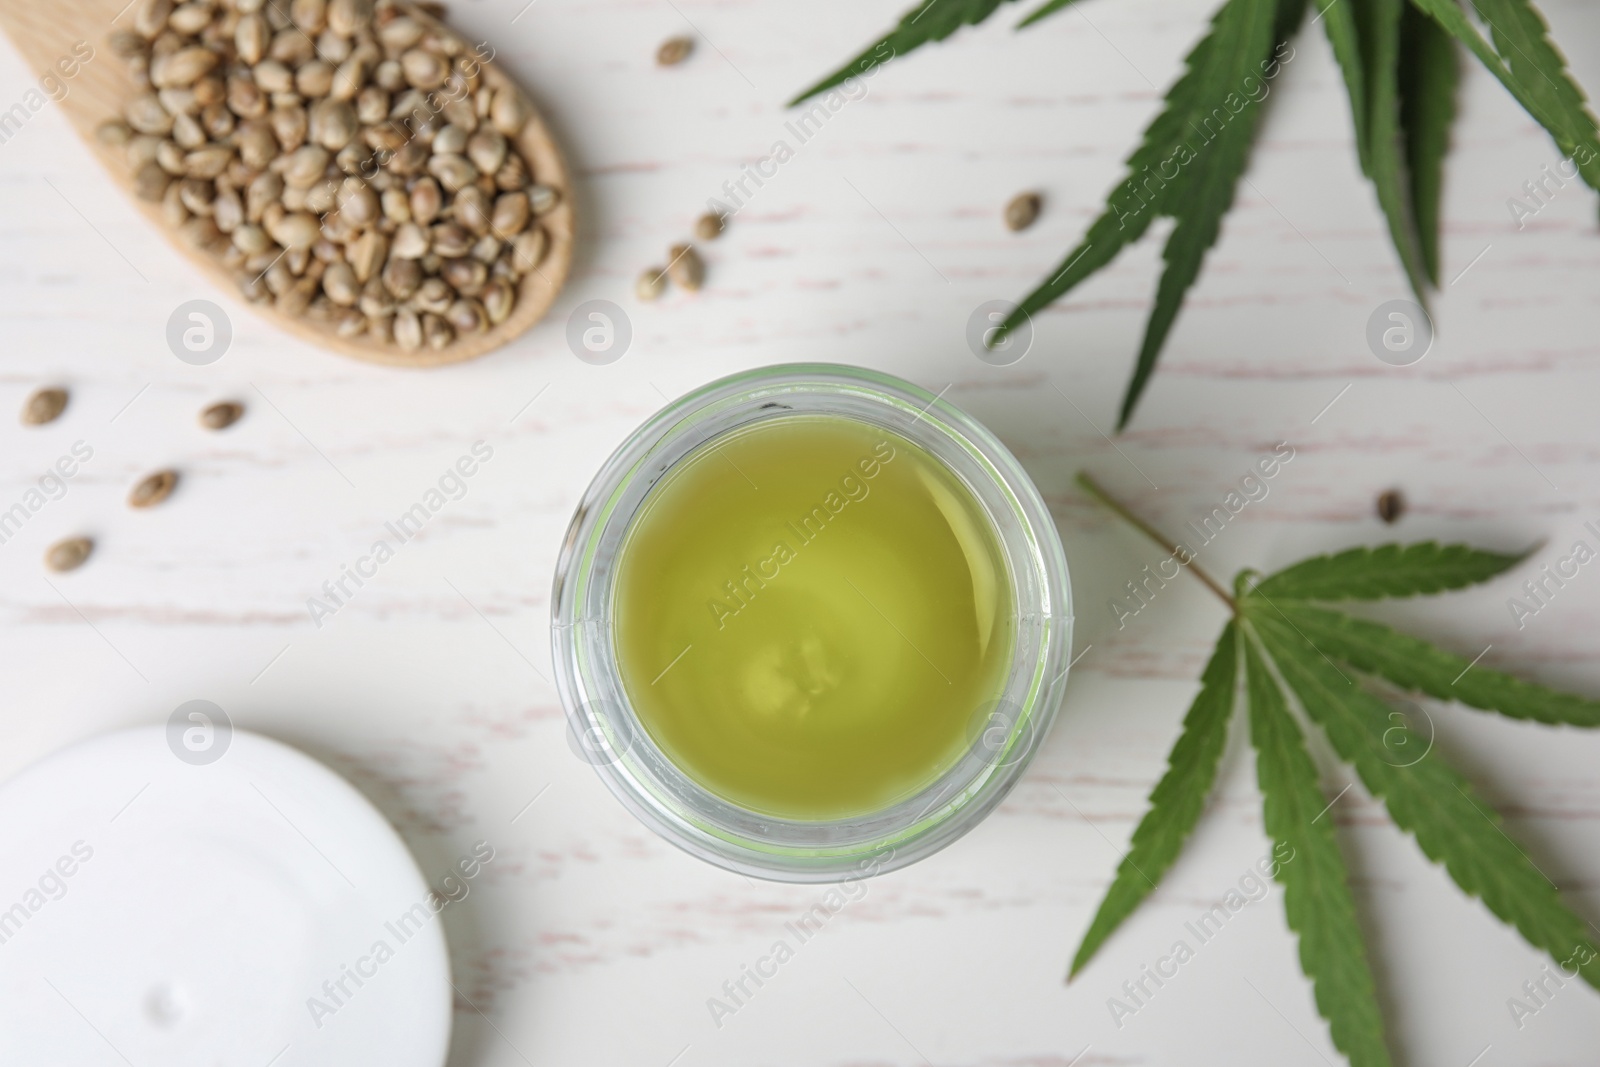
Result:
[1076, 471, 1238, 613]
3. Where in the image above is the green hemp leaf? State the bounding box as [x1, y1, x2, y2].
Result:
[1072, 471, 1600, 1066]
[795, 0, 1600, 429]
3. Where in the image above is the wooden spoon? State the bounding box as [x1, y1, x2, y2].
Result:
[0, 0, 574, 367]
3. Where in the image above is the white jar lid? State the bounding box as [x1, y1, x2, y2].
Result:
[0, 724, 451, 1067]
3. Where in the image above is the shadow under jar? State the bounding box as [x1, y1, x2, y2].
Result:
[551, 365, 1073, 882]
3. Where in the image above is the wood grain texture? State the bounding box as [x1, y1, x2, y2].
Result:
[0, 0, 574, 366]
[1, 0, 1599, 1063]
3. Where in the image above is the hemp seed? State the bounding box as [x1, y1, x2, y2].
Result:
[656, 36, 693, 66]
[129, 469, 180, 508]
[667, 243, 704, 291]
[1003, 191, 1041, 232]
[22, 387, 69, 426]
[636, 266, 667, 302]
[44, 537, 94, 573]
[694, 211, 724, 241]
[109, 0, 566, 353]
[200, 400, 246, 429]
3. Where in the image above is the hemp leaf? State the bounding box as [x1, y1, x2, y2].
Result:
[789, 0, 1081, 104]
[1398, 3, 1458, 284]
[796, 0, 1600, 428]
[1018, 0, 1305, 431]
[1068, 622, 1239, 977]
[1319, 0, 1431, 302]
[1073, 472, 1600, 1067]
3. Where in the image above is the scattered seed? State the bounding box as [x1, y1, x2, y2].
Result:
[694, 211, 724, 241]
[656, 36, 693, 66]
[22, 387, 68, 426]
[667, 243, 704, 291]
[1003, 191, 1041, 232]
[129, 469, 180, 509]
[44, 536, 94, 573]
[636, 266, 667, 302]
[200, 401, 245, 430]
[1377, 489, 1404, 524]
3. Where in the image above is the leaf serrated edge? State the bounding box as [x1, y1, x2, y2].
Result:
[1398, 2, 1460, 285]
[1017, 0, 1088, 27]
[1069, 622, 1241, 977]
[1115, 0, 1296, 429]
[997, 0, 1292, 428]
[1266, 601, 1600, 727]
[1251, 611, 1600, 993]
[1407, 0, 1600, 192]
[1252, 541, 1531, 601]
[791, 0, 1086, 106]
[1320, 0, 1432, 304]
[1242, 623, 1395, 1067]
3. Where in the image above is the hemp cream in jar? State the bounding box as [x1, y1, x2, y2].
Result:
[552, 365, 1071, 881]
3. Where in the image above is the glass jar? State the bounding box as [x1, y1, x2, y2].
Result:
[551, 364, 1072, 882]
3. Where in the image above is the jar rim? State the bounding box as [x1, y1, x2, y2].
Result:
[551, 364, 1073, 882]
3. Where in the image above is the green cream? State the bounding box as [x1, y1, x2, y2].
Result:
[613, 413, 1015, 821]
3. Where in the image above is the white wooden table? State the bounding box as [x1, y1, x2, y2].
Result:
[3, 0, 1599, 1063]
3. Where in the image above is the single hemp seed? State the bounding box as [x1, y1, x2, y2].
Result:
[656, 36, 694, 66]
[200, 401, 245, 430]
[694, 212, 724, 241]
[1004, 191, 1041, 232]
[667, 243, 705, 291]
[130, 469, 180, 509]
[636, 266, 668, 302]
[1377, 488, 1404, 524]
[22, 387, 69, 426]
[44, 536, 94, 573]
